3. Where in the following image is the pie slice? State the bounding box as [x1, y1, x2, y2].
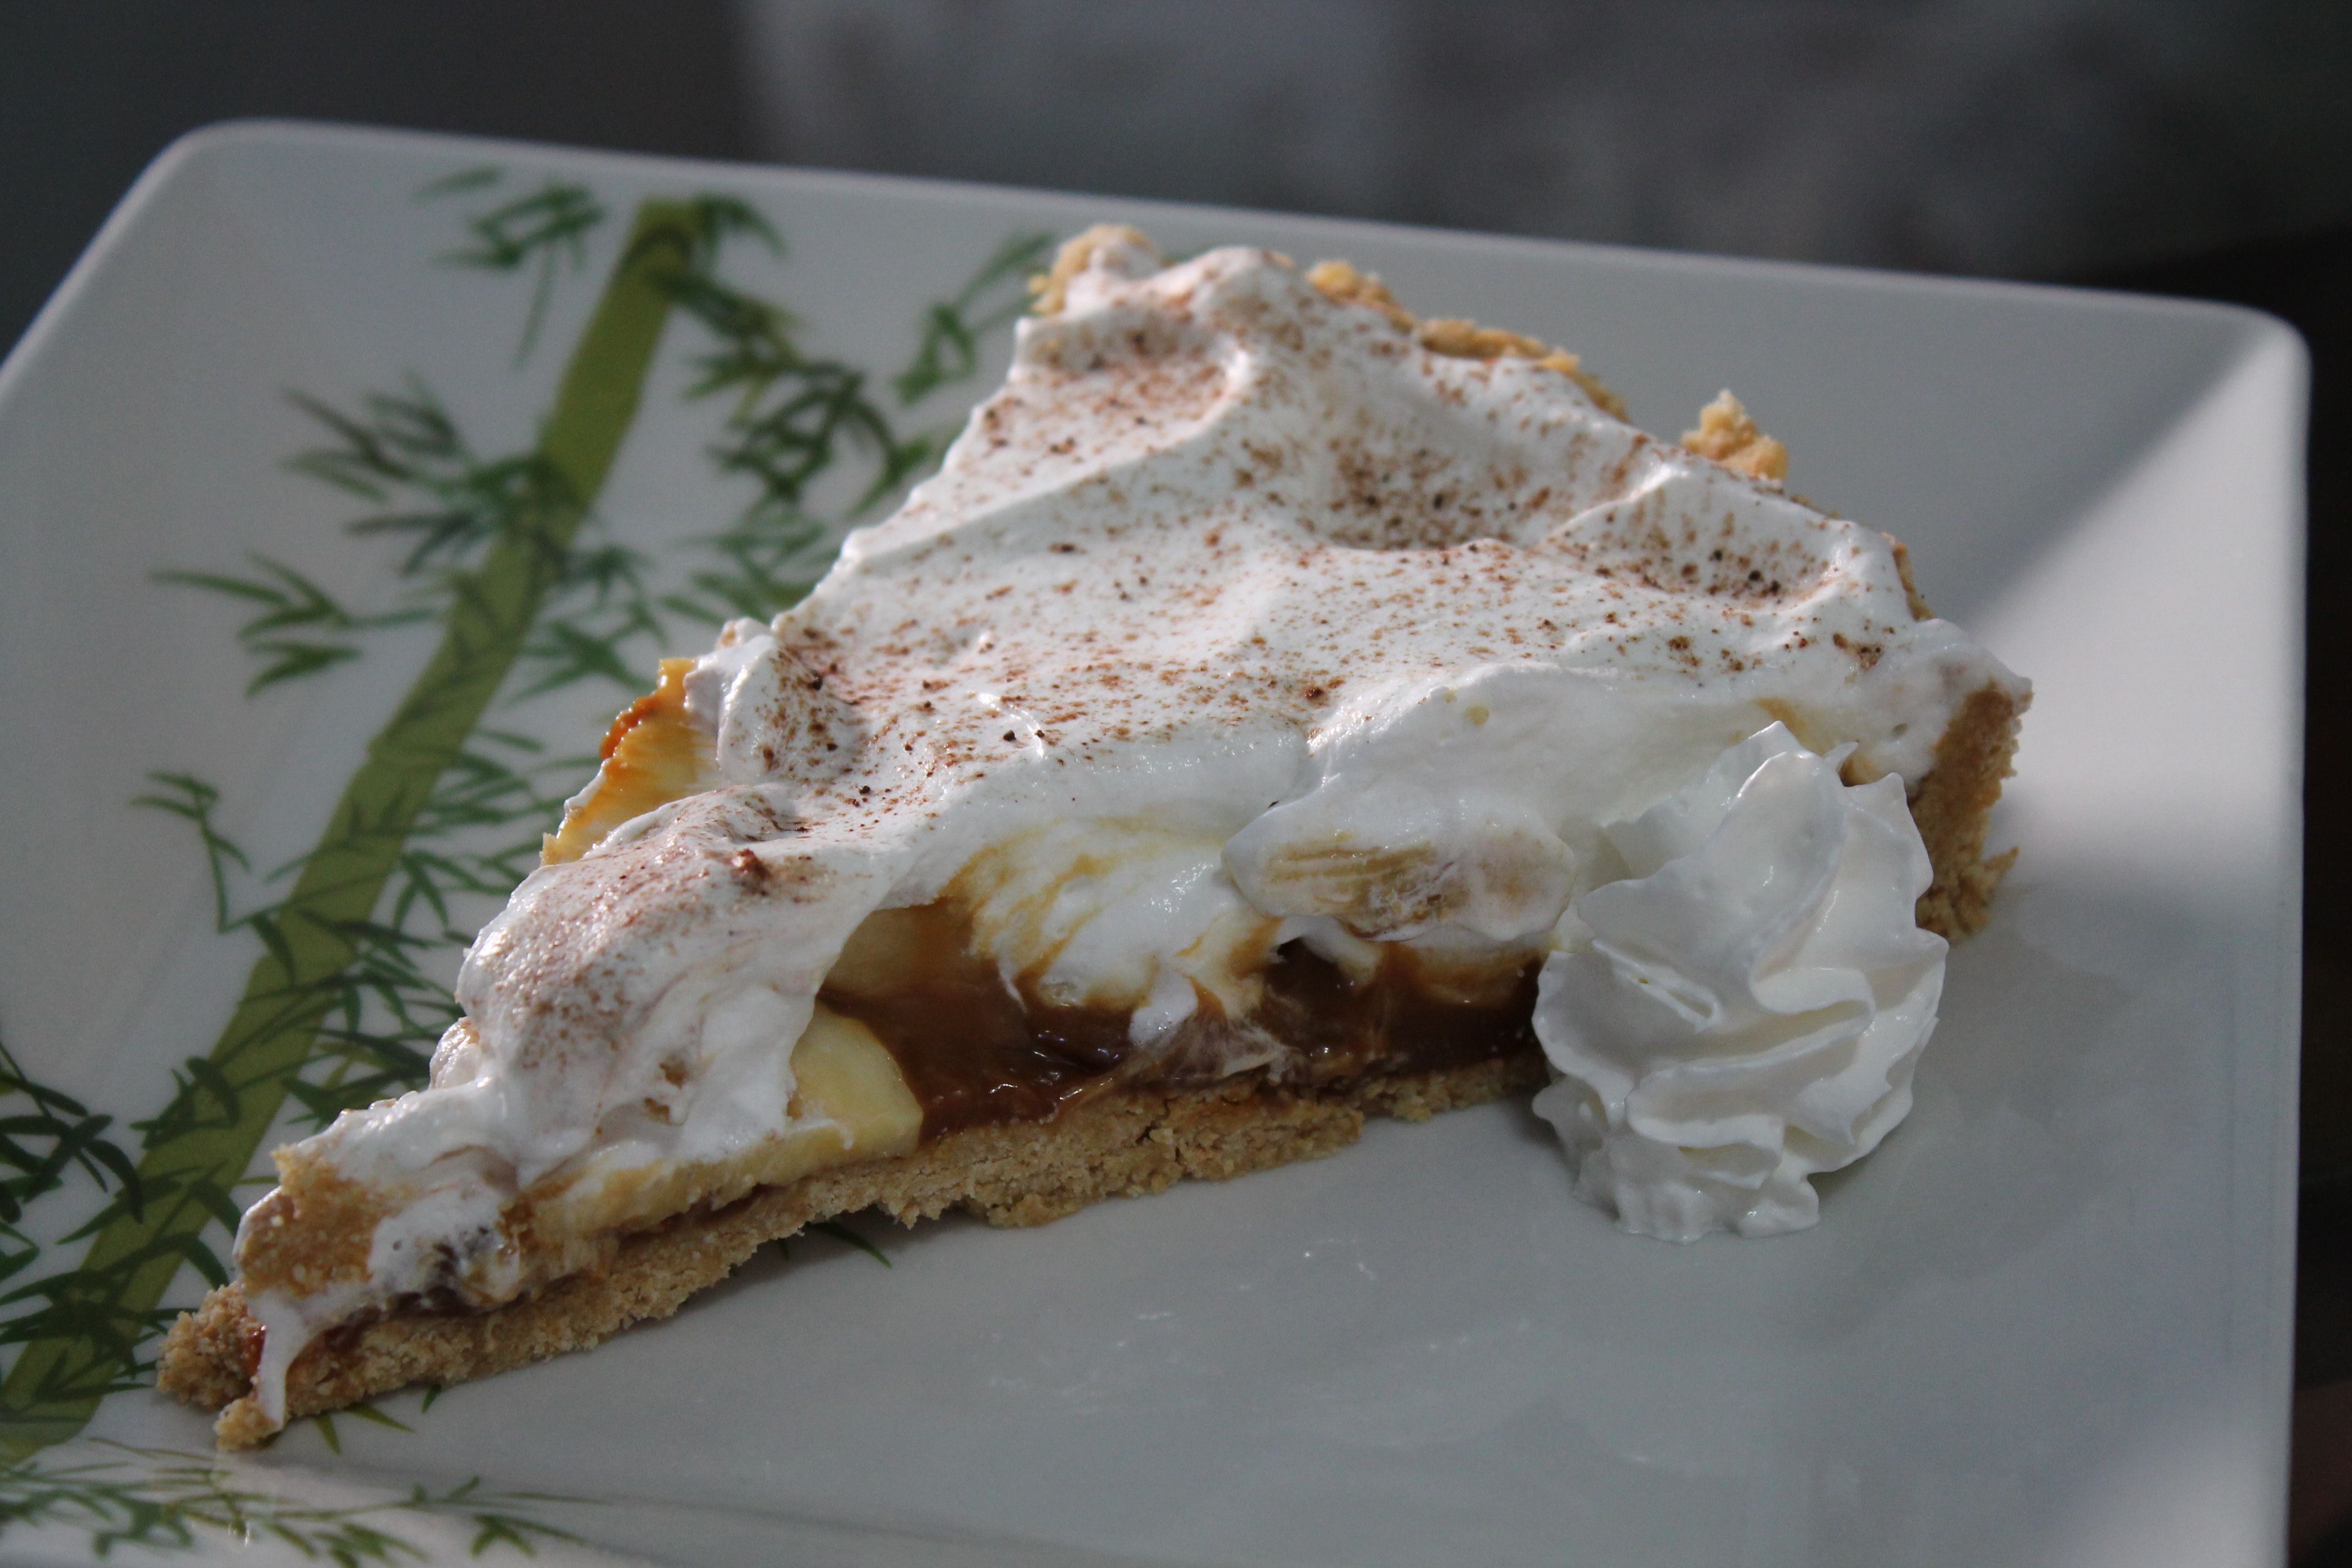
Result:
[161, 226, 2026, 1446]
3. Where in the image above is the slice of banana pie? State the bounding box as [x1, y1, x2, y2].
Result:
[161, 226, 2027, 1446]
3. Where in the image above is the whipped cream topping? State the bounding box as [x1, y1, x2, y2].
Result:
[1532, 723, 1947, 1240]
[959, 821, 1277, 1043]
[236, 231, 2024, 1417]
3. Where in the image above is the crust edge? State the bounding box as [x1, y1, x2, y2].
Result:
[1912, 681, 2029, 940]
[163, 1054, 1544, 1447]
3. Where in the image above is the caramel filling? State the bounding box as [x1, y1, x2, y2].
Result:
[821, 901, 1540, 1140]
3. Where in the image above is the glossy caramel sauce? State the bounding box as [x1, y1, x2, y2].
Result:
[818, 902, 1539, 1140]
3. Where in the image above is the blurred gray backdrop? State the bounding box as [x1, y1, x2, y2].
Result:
[2, 0, 2347, 355]
[736, 0, 2352, 280]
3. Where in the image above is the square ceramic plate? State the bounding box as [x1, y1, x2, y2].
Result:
[0, 121, 2306, 1567]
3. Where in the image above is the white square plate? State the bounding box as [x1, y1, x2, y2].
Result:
[0, 121, 2305, 1566]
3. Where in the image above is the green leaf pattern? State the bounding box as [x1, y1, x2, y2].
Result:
[0, 164, 1048, 1556]
[0, 1442, 582, 1562]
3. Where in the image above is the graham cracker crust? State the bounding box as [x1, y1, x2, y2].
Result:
[161, 1053, 1545, 1448]
[1912, 682, 2027, 940]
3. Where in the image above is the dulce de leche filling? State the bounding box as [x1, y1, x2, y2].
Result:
[819, 899, 1539, 1141]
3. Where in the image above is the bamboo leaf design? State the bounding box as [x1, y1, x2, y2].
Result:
[152, 556, 428, 697]
[0, 1441, 580, 1559]
[415, 165, 502, 201]
[0, 199, 703, 1458]
[339, 1400, 413, 1434]
[0, 188, 1050, 1474]
[894, 231, 1053, 405]
[429, 172, 610, 363]
[810, 1219, 891, 1268]
[0, 1044, 144, 1270]
[130, 775, 252, 934]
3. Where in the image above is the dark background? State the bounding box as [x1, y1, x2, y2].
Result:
[4, 0, 2348, 1555]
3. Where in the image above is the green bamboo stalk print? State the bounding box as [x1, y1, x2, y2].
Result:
[0, 200, 699, 1457]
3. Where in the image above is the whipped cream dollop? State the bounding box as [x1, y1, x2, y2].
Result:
[235, 230, 2025, 1417]
[1533, 723, 1947, 1240]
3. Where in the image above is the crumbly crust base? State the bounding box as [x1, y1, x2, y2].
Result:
[162, 1054, 1544, 1447]
[1681, 391, 1789, 483]
[1911, 681, 2027, 940]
